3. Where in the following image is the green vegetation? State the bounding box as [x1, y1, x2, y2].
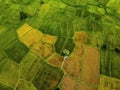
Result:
[32, 61, 64, 90]
[0, 83, 13, 90]
[5, 40, 29, 63]
[0, 0, 120, 89]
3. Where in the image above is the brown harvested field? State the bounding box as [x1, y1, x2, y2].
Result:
[74, 31, 88, 44]
[72, 43, 84, 56]
[61, 75, 76, 90]
[78, 83, 97, 90]
[41, 34, 57, 44]
[20, 29, 43, 48]
[31, 41, 54, 59]
[63, 44, 84, 77]
[80, 46, 99, 85]
[47, 53, 64, 67]
[17, 23, 32, 37]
